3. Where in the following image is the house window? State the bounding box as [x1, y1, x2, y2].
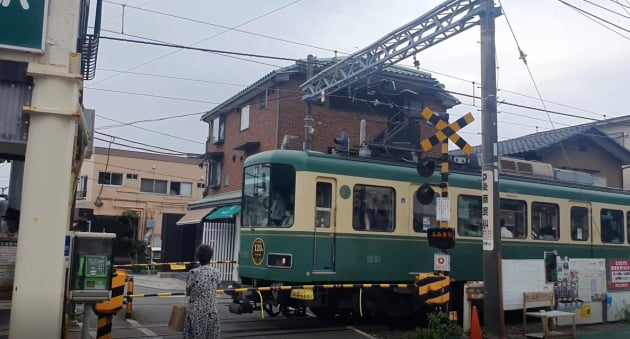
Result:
[76, 176, 88, 199]
[209, 160, 222, 188]
[126, 173, 138, 180]
[98, 171, 123, 186]
[259, 91, 267, 109]
[224, 173, 230, 187]
[212, 116, 225, 144]
[240, 105, 250, 131]
[140, 178, 167, 194]
[170, 182, 192, 196]
[197, 183, 206, 188]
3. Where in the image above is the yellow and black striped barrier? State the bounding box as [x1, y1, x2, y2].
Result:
[415, 273, 450, 305]
[96, 314, 113, 339]
[113, 260, 237, 270]
[125, 282, 416, 300]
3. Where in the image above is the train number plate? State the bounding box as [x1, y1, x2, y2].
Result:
[290, 289, 314, 300]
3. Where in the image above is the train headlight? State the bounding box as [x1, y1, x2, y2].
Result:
[267, 253, 293, 268]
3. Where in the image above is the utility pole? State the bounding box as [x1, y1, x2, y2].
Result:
[480, 0, 504, 337]
[303, 54, 315, 151]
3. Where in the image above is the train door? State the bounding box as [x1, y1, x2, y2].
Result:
[312, 179, 336, 273]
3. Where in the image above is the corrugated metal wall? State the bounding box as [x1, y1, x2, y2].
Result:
[0, 81, 30, 147]
[202, 221, 237, 282]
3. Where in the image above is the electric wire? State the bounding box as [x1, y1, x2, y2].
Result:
[94, 132, 189, 154]
[89, 0, 302, 87]
[100, 35, 300, 62]
[558, 0, 630, 39]
[102, 0, 337, 54]
[96, 114, 205, 145]
[582, 0, 630, 19]
[87, 87, 221, 104]
[84, 159, 203, 183]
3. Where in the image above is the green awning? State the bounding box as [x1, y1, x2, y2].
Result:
[206, 205, 241, 220]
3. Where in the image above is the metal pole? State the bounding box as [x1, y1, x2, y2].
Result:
[480, 0, 504, 337]
[82, 304, 92, 339]
[304, 54, 315, 151]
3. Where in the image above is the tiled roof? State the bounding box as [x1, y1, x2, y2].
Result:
[450, 118, 630, 164]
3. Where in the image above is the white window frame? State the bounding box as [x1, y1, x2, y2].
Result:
[170, 181, 193, 196]
[240, 105, 250, 131]
[140, 178, 168, 194]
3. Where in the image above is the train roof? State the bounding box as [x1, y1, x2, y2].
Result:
[245, 150, 630, 206]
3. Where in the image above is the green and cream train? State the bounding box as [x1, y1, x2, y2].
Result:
[229, 149, 630, 318]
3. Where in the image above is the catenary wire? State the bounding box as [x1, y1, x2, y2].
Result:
[89, 0, 302, 87]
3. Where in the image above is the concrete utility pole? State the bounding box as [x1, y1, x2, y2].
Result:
[480, 0, 504, 337]
[303, 54, 315, 151]
[0, 1, 87, 337]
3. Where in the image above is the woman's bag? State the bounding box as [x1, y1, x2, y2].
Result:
[168, 304, 187, 331]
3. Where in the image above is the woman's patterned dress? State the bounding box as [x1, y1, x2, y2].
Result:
[183, 265, 221, 339]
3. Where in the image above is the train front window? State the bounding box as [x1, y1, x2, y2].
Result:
[242, 163, 295, 227]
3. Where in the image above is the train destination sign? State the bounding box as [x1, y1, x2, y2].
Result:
[427, 227, 455, 250]
[0, 0, 49, 52]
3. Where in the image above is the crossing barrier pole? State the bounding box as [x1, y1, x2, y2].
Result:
[126, 275, 134, 319]
[96, 314, 113, 339]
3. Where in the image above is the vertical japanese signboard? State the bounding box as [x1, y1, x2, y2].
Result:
[482, 170, 493, 250]
[0, 0, 49, 52]
[608, 259, 630, 290]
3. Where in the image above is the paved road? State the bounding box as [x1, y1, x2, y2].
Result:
[66, 274, 382, 338]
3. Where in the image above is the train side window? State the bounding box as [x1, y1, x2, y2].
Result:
[457, 195, 482, 237]
[601, 209, 624, 244]
[531, 202, 559, 241]
[499, 199, 526, 239]
[315, 182, 332, 228]
[571, 206, 589, 241]
[352, 184, 395, 232]
[412, 189, 438, 233]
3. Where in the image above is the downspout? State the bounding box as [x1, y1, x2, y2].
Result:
[275, 84, 281, 149]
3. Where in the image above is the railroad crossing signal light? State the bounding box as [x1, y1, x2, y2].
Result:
[427, 228, 455, 250]
[419, 108, 475, 155]
[416, 184, 435, 205]
[415, 273, 450, 305]
[416, 158, 435, 177]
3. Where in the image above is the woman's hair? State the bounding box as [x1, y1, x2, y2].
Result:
[196, 244, 214, 265]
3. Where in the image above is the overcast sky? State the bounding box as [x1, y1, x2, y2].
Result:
[2, 0, 630, 188]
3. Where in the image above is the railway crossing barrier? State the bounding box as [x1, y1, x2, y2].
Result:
[112, 260, 237, 270]
[415, 273, 450, 305]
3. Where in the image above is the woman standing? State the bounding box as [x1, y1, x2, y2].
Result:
[184, 245, 221, 339]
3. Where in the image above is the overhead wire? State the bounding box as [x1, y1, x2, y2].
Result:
[89, 1, 622, 147]
[89, 0, 302, 87]
[582, 0, 630, 19]
[94, 131, 189, 154]
[558, 0, 630, 39]
[96, 114, 205, 145]
[93, 137, 187, 155]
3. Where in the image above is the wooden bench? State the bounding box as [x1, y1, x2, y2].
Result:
[525, 310, 576, 338]
[523, 291, 555, 330]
